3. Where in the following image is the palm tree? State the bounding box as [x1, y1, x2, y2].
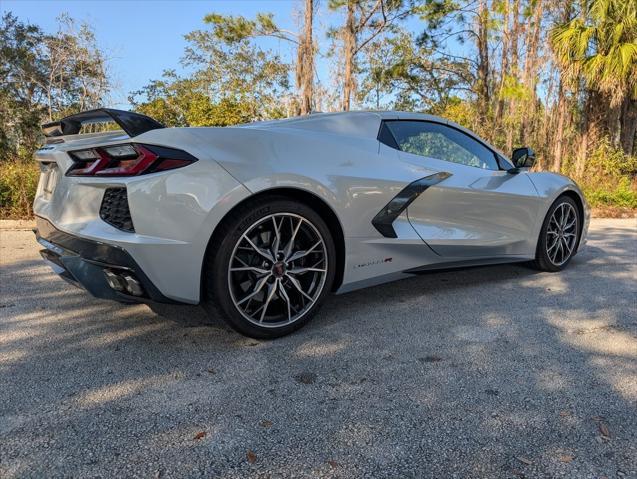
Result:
[550, 0, 637, 156]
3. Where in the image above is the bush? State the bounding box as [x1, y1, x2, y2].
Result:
[567, 139, 637, 210]
[583, 177, 637, 209]
[0, 160, 40, 219]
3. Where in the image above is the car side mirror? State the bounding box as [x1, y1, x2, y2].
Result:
[508, 147, 536, 173]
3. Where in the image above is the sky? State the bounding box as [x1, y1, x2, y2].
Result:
[1, 0, 383, 109]
[2, 1, 434, 109]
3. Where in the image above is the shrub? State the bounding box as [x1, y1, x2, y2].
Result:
[583, 177, 637, 209]
[0, 160, 40, 219]
[562, 139, 637, 210]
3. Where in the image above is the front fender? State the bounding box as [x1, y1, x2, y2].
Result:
[527, 172, 590, 251]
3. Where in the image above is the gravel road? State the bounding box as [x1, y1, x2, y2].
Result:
[1, 218, 636, 478]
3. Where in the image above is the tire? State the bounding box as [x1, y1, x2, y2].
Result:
[532, 195, 581, 272]
[202, 196, 336, 339]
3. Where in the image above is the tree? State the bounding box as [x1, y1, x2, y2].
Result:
[330, 0, 413, 110]
[414, 0, 496, 137]
[202, 3, 315, 114]
[551, 0, 637, 156]
[357, 30, 473, 113]
[0, 13, 110, 161]
[41, 14, 111, 121]
[131, 18, 291, 126]
[0, 13, 46, 159]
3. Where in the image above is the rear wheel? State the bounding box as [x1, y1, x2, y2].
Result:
[203, 197, 336, 338]
[532, 196, 581, 272]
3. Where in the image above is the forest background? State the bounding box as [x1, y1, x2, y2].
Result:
[1, 0, 635, 218]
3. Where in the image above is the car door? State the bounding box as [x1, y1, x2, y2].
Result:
[383, 120, 540, 258]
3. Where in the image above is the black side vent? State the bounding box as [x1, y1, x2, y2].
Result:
[100, 188, 134, 232]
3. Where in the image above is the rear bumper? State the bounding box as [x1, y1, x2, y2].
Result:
[34, 216, 183, 304]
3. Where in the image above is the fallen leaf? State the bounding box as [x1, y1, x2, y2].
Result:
[598, 421, 610, 438]
[558, 454, 574, 463]
[559, 410, 571, 417]
[207, 368, 216, 374]
[294, 372, 317, 384]
[193, 431, 206, 440]
[247, 450, 257, 463]
[260, 419, 273, 428]
[516, 456, 533, 465]
[327, 460, 340, 468]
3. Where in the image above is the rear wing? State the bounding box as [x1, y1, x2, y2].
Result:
[41, 108, 164, 138]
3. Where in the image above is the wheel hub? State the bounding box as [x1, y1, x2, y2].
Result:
[272, 261, 286, 278]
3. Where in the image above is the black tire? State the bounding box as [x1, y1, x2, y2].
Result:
[532, 195, 581, 272]
[202, 196, 336, 339]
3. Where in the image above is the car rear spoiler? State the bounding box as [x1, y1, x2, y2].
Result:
[41, 108, 165, 138]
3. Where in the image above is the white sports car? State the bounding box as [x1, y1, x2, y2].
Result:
[33, 109, 589, 338]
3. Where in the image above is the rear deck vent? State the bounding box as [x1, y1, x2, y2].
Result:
[100, 188, 134, 232]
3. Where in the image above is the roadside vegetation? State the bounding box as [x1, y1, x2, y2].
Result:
[1, 0, 636, 218]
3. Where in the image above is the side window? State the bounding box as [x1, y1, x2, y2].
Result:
[384, 121, 499, 171]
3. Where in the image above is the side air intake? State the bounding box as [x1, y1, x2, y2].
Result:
[371, 171, 452, 238]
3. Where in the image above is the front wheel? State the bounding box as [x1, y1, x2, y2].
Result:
[532, 196, 581, 272]
[203, 197, 336, 339]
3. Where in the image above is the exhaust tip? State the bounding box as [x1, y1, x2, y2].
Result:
[104, 269, 144, 297]
[104, 269, 126, 292]
[122, 274, 143, 296]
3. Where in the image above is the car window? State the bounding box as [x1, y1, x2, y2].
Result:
[384, 121, 499, 171]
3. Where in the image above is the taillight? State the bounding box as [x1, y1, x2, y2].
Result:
[66, 143, 197, 177]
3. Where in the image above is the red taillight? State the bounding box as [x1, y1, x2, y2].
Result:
[66, 143, 197, 177]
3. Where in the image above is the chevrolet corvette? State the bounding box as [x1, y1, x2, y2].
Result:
[33, 109, 589, 338]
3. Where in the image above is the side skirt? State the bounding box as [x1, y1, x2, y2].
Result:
[335, 256, 533, 295]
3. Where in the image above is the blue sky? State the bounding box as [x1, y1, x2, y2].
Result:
[2, 1, 427, 109]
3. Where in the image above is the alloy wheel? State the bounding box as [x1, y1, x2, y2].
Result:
[227, 213, 328, 328]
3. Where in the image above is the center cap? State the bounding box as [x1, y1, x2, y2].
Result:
[272, 261, 286, 278]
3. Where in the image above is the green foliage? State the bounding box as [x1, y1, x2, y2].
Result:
[562, 138, 637, 208]
[550, 0, 637, 103]
[581, 137, 637, 178]
[0, 161, 40, 218]
[583, 178, 637, 209]
[0, 13, 47, 160]
[202, 12, 281, 44]
[0, 12, 110, 163]
[499, 75, 531, 101]
[131, 17, 290, 126]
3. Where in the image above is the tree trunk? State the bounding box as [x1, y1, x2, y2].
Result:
[298, 0, 314, 115]
[506, 0, 520, 151]
[342, 0, 356, 111]
[577, 89, 609, 177]
[552, 81, 567, 172]
[521, 0, 542, 140]
[551, 1, 574, 172]
[495, 0, 510, 128]
[476, 0, 490, 128]
[620, 97, 637, 156]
